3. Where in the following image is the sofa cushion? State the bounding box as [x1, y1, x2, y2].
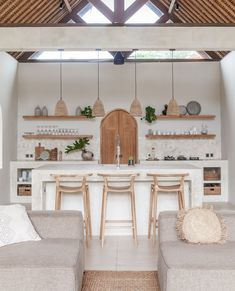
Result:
[160, 240, 235, 269]
[176, 207, 226, 244]
[0, 238, 84, 291]
[0, 205, 41, 247]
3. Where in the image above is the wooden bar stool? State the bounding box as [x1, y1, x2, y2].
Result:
[147, 173, 189, 243]
[51, 174, 92, 246]
[98, 173, 139, 247]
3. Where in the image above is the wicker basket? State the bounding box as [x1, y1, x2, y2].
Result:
[204, 186, 221, 195]
[18, 185, 32, 196]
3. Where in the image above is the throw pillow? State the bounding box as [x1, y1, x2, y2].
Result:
[0, 204, 41, 247]
[176, 206, 227, 244]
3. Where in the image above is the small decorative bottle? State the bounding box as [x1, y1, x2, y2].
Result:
[34, 106, 41, 116]
[42, 106, 48, 116]
[151, 146, 156, 160]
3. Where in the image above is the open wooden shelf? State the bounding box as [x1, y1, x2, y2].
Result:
[23, 115, 94, 120]
[157, 115, 215, 120]
[146, 134, 216, 139]
[23, 135, 93, 140]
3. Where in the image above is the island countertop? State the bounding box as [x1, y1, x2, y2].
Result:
[32, 163, 203, 235]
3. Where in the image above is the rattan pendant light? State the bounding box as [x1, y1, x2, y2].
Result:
[130, 50, 142, 116]
[93, 50, 105, 117]
[55, 50, 68, 116]
[167, 49, 180, 116]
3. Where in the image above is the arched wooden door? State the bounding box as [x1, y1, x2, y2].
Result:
[100, 109, 138, 164]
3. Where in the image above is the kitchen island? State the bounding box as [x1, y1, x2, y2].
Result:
[32, 164, 203, 235]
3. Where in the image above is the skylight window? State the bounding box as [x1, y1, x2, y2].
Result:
[78, 3, 111, 24]
[125, 2, 163, 24]
[128, 51, 204, 59]
[34, 51, 113, 60]
[101, 0, 114, 11]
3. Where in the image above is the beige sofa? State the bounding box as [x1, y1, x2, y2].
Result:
[0, 211, 84, 291]
[158, 211, 235, 291]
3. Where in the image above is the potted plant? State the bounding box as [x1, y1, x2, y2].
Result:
[141, 106, 157, 123]
[65, 138, 94, 160]
[81, 106, 94, 119]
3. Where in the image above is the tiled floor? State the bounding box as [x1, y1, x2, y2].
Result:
[85, 236, 158, 271]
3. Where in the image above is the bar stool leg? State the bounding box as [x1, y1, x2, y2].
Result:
[55, 188, 61, 210]
[129, 191, 135, 239]
[101, 189, 108, 248]
[180, 188, 185, 209]
[82, 189, 89, 247]
[86, 185, 92, 239]
[148, 186, 154, 239]
[152, 189, 157, 245]
[131, 190, 138, 246]
[177, 191, 182, 210]
[100, 186, 105, 240]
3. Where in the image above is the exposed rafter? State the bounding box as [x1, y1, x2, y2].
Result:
[124, 0, 148, 22]
[63, 0, 72, 13]
[87, 0, 114, 22]
[168, 0, 177, 14]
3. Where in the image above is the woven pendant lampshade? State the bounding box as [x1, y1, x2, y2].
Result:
[93, 50, 105, 117]
[167, 49, 180, 116]
[130, 50, 142, 116]
[55, 50, 68, 116]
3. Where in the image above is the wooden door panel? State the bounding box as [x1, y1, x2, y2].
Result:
[101, 111, 118, 164]
[118, 111, 137, 163]
[101, 109, 137, 164]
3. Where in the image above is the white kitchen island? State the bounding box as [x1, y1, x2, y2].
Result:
[32, 164, 203, 235]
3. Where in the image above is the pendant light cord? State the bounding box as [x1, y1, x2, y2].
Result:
[97, 50, 100, 100]
[60, 50, 62, 100]
[135, 50, 137, 100]
[171, 49, 174, 100]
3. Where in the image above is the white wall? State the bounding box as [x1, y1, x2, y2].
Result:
[17, 61, 221, 161]
[221, 52, 235, 204]
[0, 52, 18, 203]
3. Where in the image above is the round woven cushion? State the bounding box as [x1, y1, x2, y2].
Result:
[181, 208, 222, 244]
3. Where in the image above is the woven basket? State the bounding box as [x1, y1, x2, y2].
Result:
[167, 98, 180, 116]
[55, 99, 68, 116]
[93, 98, 105, 117]
[130, 98, 142, 116]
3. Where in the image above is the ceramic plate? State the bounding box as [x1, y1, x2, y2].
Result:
[186, 101, 201, 115]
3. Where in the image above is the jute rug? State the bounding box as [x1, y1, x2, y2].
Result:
[82, 271, 160, 291]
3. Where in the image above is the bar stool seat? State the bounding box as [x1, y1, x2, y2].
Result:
[147, 173, 189, 244]
[98, 173, 139, 247]
[51, 174, 92, 247]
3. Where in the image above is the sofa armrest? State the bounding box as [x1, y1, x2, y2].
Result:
[158, 211, 178, 243]
[28, 210, 84, 241]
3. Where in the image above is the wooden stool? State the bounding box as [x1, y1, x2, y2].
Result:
[147, 173, 189, 243]
[98, 173, 139, 247]
[52, 174, 92, 246]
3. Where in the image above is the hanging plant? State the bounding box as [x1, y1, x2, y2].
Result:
[141, 106, 157, 123]
[81, 106, 94, 119]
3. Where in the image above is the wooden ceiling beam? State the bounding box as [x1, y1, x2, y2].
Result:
[59, 0, 89, 23]
[87, 0, 114, 22]
[63, 0, 72, 13]
[168, 0, 176, 14]
[114, 0, 124, 23]
[124, 0, 148, 22]
[150, 0, 181, 23]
